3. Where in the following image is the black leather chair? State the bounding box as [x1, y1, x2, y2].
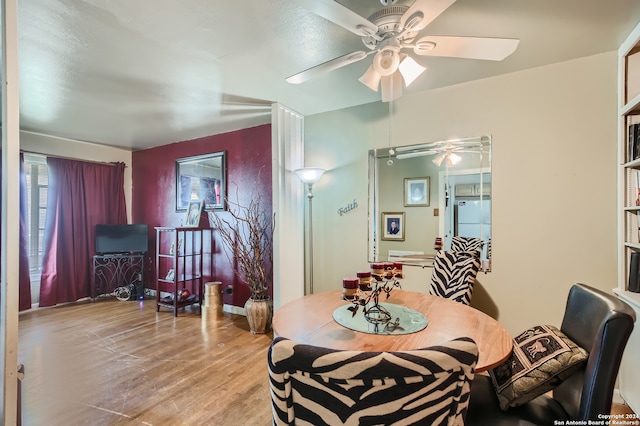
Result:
[465, 283, 636, 425]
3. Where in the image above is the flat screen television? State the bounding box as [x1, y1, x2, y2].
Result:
[95, 224, 149, 254]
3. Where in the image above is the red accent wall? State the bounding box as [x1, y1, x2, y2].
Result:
[131, 124, 272, 308]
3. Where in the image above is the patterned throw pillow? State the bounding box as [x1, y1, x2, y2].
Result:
[489, 324, 588, 411]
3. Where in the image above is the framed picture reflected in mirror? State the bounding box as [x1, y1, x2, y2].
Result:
[381, 212, 405, 241]
[176, 151, 226, 211]
[404, 177, 430, 207]
[184, 199, 204, 227]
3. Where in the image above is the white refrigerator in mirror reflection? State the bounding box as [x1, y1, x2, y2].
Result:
[456, 200, 491, 258]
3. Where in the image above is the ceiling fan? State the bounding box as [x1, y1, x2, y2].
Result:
[286, 0, 519, 102]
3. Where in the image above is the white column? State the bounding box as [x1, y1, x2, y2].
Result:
[1, 0, 21, 423]
[271, 103, 305, 309]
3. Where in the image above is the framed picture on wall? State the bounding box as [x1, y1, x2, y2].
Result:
[404, 177, 430, 207]
[381, 212, 405, 241]
[183, 199, 204, 227]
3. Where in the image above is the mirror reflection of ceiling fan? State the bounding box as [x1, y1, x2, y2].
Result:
[394, 136, 489, 166]
[286, 0, 519, 102]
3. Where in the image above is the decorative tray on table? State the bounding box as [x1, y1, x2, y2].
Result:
[334, 265, 427, 335]
[333, 303, 427, 335]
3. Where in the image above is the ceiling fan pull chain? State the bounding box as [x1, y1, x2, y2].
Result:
[387, 100, 395, 165]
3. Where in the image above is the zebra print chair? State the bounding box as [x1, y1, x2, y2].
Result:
[268, 336, 479, 426]
[450, 236, 484, 259]
[429, 250, 481, 305]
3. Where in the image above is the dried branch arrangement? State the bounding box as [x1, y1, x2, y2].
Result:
[209, 188, 274, 300]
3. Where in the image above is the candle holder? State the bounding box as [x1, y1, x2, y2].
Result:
[348, 265, 402, 325]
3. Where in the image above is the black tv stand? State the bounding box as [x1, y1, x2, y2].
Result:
[92, 253, 145, 300]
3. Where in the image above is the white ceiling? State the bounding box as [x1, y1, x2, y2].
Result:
[7, 0, 640, 150]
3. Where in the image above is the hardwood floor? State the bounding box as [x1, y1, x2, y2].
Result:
[612, 401, 638, 418]
[19, 297, 637, 425]
[19, 299, 273, 425]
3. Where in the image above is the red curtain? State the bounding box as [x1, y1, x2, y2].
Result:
[39, 158, 127, 307]
[19, 155, 32, 310]
[0, 153, 31, 311]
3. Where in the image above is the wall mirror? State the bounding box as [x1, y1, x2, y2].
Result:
[176, 151, 226, 211]
[368, 136, 492, 270]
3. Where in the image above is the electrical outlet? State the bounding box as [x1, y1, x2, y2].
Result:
[433, 208, 439, 216]
[225, 286, 233, 295]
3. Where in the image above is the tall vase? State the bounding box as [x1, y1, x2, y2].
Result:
[244, 297, 273, 334]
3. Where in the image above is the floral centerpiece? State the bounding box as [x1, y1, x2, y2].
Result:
[209, 188, 274, 333]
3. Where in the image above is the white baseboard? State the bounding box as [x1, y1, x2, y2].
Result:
[158, 290, 246, 316]
[613, 388, 625, 405]
[26, 290, 248, 317]
[223, 304, 246, 316]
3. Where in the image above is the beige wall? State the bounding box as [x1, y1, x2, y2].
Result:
[304, 52, 617, 335]
[20, 131, 133, 221]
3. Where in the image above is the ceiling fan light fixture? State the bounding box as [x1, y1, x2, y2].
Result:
[432, 153, 445, 166]
[449, 152, 462, 165]
[358, 64, 382, 91]
[373, 46, 400, 76]
[432, 151, 462, 167]
[398, 56, 426, 87]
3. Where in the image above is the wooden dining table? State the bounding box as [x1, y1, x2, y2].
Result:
[272, 289, 513, 372]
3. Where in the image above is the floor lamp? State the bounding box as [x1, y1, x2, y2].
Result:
[294, 167, 325, 294]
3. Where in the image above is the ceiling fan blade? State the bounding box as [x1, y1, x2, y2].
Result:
[413, 36, 519, 61]
[396, 136, 487, 153]
[286, 51, 370, 84]
[400, 0, 457, 32]
[395, 150, 439, 159]
[293, 0, 378, 37]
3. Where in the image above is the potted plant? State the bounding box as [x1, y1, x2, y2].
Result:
[209, 189, 274, 334]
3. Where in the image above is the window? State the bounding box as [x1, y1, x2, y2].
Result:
[23, 153, 48, 277]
